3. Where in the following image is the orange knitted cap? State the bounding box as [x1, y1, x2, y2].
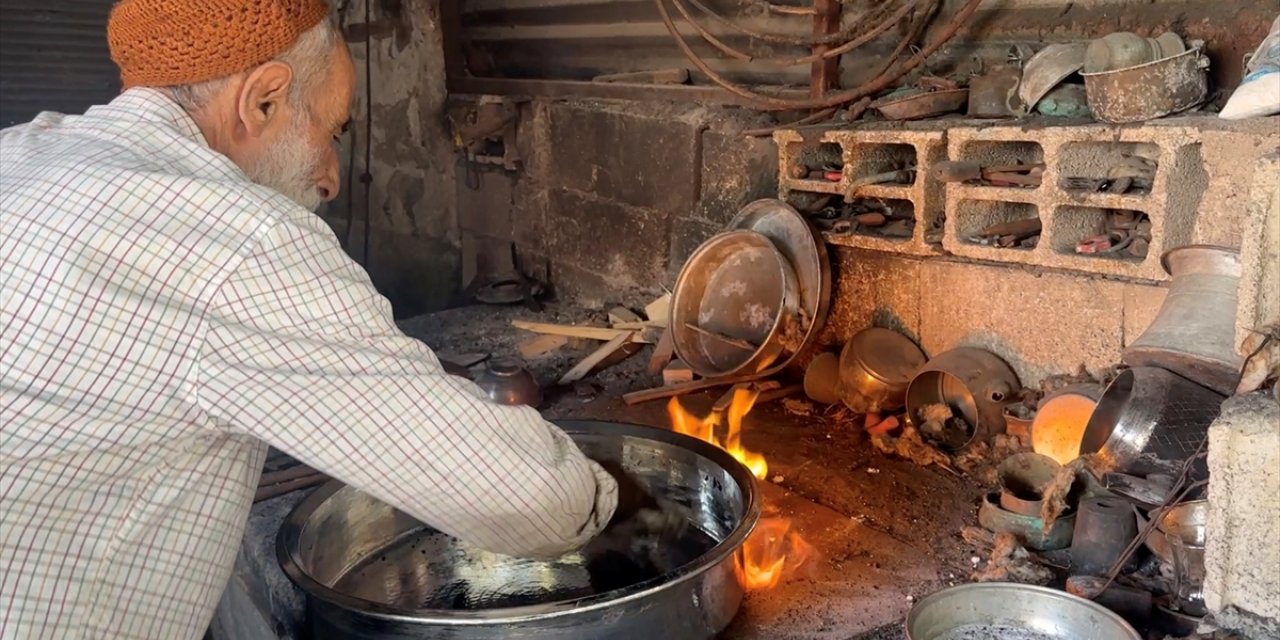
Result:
[107, 0, 330, 89]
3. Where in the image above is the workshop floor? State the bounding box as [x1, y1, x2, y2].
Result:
[401, 304, 986, 640]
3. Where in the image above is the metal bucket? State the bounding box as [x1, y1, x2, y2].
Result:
[1079, 367, 1225, 478]
[904, 348, 1020, 451]
[1080, 47, 1209, 123]
[670, 230, 801, 378]
[278, 421, 760, 639]
[1123, 245, 1243, 395]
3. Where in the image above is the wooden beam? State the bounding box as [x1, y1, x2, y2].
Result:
[810, 0, 841, 98]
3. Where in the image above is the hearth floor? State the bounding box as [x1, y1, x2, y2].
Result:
[400, 304, 988, 640]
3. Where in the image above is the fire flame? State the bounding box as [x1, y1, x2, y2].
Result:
[667, 388, 812, 590]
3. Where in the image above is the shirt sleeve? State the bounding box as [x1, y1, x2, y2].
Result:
[194, 209, 617, 558]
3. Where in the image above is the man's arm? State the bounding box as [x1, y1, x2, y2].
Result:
[194, 210, 617, 558]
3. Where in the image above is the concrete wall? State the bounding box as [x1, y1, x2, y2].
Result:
[322, 0, 459, 318]
[456, 99, 780, 308]
[1204, 393, 1280, 639]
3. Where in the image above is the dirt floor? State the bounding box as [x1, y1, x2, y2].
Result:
[400, 303, 991, 640]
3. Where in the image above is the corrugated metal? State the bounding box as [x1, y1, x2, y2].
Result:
[0, 0, 119, 127]
[455, 0, 1267, 99]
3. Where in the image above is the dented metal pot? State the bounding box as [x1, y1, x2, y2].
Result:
[904, 348, 1020, 452]
[1081, 47, 1209, 123]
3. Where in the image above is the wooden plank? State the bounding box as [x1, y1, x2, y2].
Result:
[518, 334, 569, 359]
[648, 328, 676, 375]
[810, 0, 841, 98]
[558, 332, 633, 385]
[662, 358, 695, 385]
[623, 371, 770, 405]
[608, 306, 643, 325]
[644, 293, 672, 327]
[511, 320, 653, 343]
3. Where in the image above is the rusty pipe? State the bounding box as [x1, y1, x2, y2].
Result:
[656, 0, 983, 110]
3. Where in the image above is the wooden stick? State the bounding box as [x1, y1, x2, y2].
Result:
[757, 383, 801, 403]
[511, 320, 653, 343]
[558, 332, 633, 385]
[648, 328, 676, 375]
[623, 372, 769, 405]
[684, 323, 758, 352]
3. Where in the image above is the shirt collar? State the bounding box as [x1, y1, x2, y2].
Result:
[88, 87, 209, 148]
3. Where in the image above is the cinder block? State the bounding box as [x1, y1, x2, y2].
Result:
[943, 123, 1208, 282]
[668, 216, 722, 278]
[816, 249, 923, 350]
[1235, 152, 1280, 353]
[774, 128, 945, 257]
[543, 102, 702, 214]
[544, 187, 670, 288]
[1204, 394, 1280, 628]
[697, 130, 778, 224]
[917, 260, 1125, 384]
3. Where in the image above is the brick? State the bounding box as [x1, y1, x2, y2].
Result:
[544, 102, 700, 213]
[544, 188, 670, 287]
[696, 131, 778, 224]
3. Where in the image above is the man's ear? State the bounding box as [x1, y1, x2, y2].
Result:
[236, 61, 295, 137]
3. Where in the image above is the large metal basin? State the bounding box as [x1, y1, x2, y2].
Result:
[907, 583, 1140, 640]
[277, 420, 760, 639]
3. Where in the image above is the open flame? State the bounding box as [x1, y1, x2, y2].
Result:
[668, 388, 812, 590]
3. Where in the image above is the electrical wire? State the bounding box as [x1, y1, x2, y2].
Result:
[656, 0, 982, 110]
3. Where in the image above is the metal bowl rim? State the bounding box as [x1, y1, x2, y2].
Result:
[1078, 46, 1204, 77]
[1157, 243, 1241, 276]
[670, 229, 799, 377]
[905, 582, 1141, 640]
[726, 198, 833, 369]
[277, 420, 762, 625]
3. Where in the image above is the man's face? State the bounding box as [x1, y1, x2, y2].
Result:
[244, 43, 356, 211]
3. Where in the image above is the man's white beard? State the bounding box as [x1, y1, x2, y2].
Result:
[248, 112, 325, 211]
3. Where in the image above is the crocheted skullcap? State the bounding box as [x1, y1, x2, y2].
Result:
[107, 0, 330, 89]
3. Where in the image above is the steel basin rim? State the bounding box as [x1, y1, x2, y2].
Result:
[1078, 46, 1204, 77]
[278, 421, 762, 625]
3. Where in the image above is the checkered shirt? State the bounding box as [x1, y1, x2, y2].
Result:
[0, 88, 617, 639]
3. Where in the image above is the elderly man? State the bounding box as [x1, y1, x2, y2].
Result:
[0, 0, 620, 637]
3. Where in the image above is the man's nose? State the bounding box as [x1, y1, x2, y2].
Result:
[316, 150, 341, 202]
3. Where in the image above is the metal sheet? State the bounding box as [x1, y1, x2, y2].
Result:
[0, 0, 119, 126]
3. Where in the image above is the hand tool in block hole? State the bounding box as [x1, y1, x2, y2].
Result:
[843, 167, 917, 202]
[1076, 230, 1134, 254]
[932, 161, 1044, 186]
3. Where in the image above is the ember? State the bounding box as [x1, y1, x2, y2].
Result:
[668, 388, 812, 590]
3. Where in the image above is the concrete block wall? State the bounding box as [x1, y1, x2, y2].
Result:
[775, 128, 947, 257]
[1204, 393, 1280, 638]
[944, 123, 1203, 282]
[457, 99, 778, 306]
[775, 116, 1277, 386]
